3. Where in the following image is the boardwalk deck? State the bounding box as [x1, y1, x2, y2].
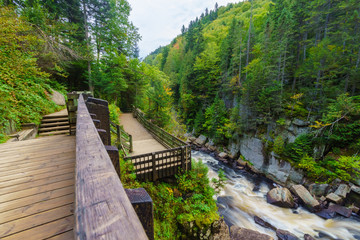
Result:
[0, 135, 75, 240]
[120, 113, 166, 156]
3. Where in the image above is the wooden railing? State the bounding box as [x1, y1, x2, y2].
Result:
[110, 121, 133, 155]
[125, 107, 191, 181]
[75, 94, 148, 239]
[133, 108, 187, 148]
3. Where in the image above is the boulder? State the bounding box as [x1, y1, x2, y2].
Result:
[304, 234, 316, 240]
[328, 204, 352, 218]
[219, 152, 228, 159]
[195, 135, 207, 146]
[240, 136, 265, 170]
[315, 208, 336, 219]
[290, 185, 320, 211]
[326, 193, 342, 204]
[254, 216, 277, 231]
[334, 184, 350, 198]
[287, 169, 304, 185]
[349, 204, 359, 214]
[211, 219, 231, 240]
[267, 187, 295, 208]
[230, 226, 274, 240]
[276, 229, 299, 240]
[347, 185, 360, 208]
[309, 184, 329, 197]
[51, 90, 66, 106]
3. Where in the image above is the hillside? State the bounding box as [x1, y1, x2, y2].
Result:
[144, 0, 360, 183]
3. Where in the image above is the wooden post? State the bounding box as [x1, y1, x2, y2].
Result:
[181, 146, 185, 171]
[152, 153, 157, 181]
[129, 134, 133, 152]
[106, 145, 120, 177]
[116, 124, 121, 147]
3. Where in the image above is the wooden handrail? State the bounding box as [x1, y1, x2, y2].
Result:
[75, 94, 148, 240]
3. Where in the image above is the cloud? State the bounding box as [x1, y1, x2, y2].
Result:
[128, 0, 238, 58]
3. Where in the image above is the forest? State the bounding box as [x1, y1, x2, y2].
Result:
[145, 0, 360, 183]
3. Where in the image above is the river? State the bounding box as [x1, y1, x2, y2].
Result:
[192, 151, 360, 240]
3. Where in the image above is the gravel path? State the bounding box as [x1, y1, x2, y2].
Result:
[119, 113, 166, 156]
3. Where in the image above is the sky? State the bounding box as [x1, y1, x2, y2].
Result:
[128, 0, 239, 59]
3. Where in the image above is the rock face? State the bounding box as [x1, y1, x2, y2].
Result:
[195, 135, 207, 146]
[267, 187, 295, 208]
[334, 184, 350, 198]
[326, 193, 342, 204]
[276, 229, 299, 240]
[210, 219, 231, 240]
[266, 153, 292, 184]
[240, 136, 264, 170]
[309, 184, 329, 197]
[230, 226, 274, 240]
[346, 186, 360, 207]
[51, 89, 66, 106]
[290, 185, 320, 211]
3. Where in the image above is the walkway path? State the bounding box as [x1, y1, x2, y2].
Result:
[119, 113, 166, 156]
[0, 135, 75, 240]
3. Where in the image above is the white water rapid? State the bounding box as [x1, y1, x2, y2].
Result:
[192, 151, 360, 240]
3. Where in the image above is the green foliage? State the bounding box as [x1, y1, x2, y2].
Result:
[0, 7, 61, 142]
[273, 135, 285, 155]
[211, 169, 227, 195]
[109, 103, 121, 125]
[203, 95, 232, 144]
[284, 134, 313, 162]
[120, 158, 219, 240]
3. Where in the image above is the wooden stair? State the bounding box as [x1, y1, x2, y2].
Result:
[39, 114, 70, 136]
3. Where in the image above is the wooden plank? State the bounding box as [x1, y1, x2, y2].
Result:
[0, 163, 75, 183]
[0, 179, 74, 203]
[0, 158, 74, 177]
[0, 193, 74, 224]
[0, 172, 74, 195]
[0, 204, 73, 237]
[0, 135, 70, 149]
[2, 215, 74, 240]
[0, 152, 75, 170]
[47, 230, 74, 240]
[75, 94, 148, 240]
[0, 166, 74, 189]
[0, 186, 74, 213]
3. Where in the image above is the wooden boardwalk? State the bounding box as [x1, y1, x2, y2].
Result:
[120, 113, 166, 156]
[0, 135, 75, 240]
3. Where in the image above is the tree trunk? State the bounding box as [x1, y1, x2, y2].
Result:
[303, 32, 307, 61]
[281, 42, 287, 100]
[238, 34, 242, 86]
[323, 0, 331, 39]
[82, 0, 93, 92]
[245, 0, 253, 80]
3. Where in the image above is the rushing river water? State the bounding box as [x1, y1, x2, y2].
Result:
[192, 151, 360, 240]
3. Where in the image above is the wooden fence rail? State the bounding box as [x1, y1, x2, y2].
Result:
[75, 94, 148, 239]
[110, 121, 133, 155]
[125, 107, 191, 181]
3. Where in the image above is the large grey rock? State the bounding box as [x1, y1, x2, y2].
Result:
[291, 185, 320, 211]
[267, 187, 295, 208]
[51, 89, 66, 106]
[240, 137, 264, 170]
[230, 226, 274, 240]
[326, 193, 342, 204]
[328, 204, 352, 218]
[309, 184, 329, 197]
[228, 136, 241, 159]
[266, 152, 292, 184]
[219, 152, 228, 159]
[195, 135, 207, 146]
[287, 169, 304, 184]
[346, 186, 360, 207]
[276, 229, 299, 240]
[334, 184, 350, 198]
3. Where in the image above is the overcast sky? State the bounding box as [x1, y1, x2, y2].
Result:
[128, 0, 239, 59]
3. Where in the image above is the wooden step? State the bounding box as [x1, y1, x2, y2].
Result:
[40, 122, 69, 128]
[41, 118, 68, 123]
[42, 114, 68, 119]
[39, 126, 69, 133]
[39, 130, 69, 136]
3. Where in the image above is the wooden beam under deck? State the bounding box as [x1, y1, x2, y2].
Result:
[0, 135, 76, 240]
